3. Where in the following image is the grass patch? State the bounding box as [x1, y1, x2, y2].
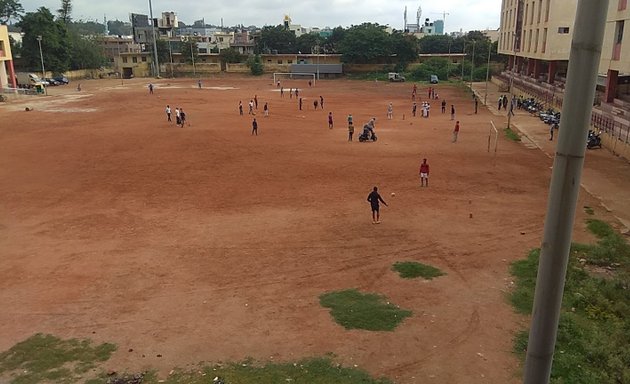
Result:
[319, 289, 412, 331]
[392, 261, 445, 279]
[156, 357, 392, 384]
[0, 333, 116, 384]
[504, 127, 521, 142]
[509, 219, 630, 384]
[583, 206, 595, 215]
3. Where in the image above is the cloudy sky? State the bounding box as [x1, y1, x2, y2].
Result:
[21, 0, 501, 32]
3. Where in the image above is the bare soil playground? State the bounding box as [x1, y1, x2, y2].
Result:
[0, 76, 600, 383]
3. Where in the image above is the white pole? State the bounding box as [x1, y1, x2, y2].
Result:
[484, 43, 491, 105]
[36, 35, 47, 95]
[470, 40, 476, 87]
[522, 1, 609, 383]
[148, 0, 160, 77]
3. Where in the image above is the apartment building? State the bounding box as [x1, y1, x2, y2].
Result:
[498, 0, 630, 102]
[0, 25, 17, 89]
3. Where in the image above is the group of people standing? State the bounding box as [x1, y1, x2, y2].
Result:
[164, 105, 187, 127]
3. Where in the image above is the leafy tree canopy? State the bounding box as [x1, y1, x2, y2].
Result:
[338, 23, 392, 64]
[0, 0, 23, 24]
[256, 25, 296, 54]
[17, 7, 71, 73]
[107, 19, 132, 36]
[295, 33, 322, 55]
[219, 47, 244, 63]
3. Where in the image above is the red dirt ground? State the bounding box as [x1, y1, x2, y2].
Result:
[0, 76, 601, 383]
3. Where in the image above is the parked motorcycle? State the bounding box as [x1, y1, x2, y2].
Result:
[587, 130, 602, 149]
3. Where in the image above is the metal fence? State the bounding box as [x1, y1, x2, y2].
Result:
[495, 74, 630, 144]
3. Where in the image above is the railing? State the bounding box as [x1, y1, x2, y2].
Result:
[495, 72, 630, 145]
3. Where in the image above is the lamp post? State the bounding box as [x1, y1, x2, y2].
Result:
[447, 40, 451, 81]
[36, 35, 47, 95]
[507, 32, 517, 130]
[168, 40, 174, 78]
[470, 40, 476, 87]
[148, 0, 160, 77]
[484, 42, 492, 105]
[461, 42, 465, 80]
[190, 39, 196, 76]
[117, 40, 123, 85]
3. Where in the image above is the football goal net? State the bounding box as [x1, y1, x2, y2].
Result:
[273, 73, 316, 84]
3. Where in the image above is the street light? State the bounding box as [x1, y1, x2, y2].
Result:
[470, 40, 476, 87]
[507, 31, 517, 130]
[148, 0, 160, 77]
[36, 35, 47, 95]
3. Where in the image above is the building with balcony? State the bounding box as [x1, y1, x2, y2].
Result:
[0, 25, 17, 89]
[157, 11, 178, 38]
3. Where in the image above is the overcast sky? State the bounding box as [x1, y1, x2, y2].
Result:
[20, 0, 501, 33]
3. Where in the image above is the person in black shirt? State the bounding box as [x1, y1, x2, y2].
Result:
[367, 186, 388, 224]
[251, 118, 258, 135]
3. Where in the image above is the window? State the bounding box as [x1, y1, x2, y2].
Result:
[525, 4, 529, 25]
[531, 1, 535, 24]
[619, 0, 627, 11]
[141, 56, 147, 62]
[542, 28, 547, 53]
[277, 59, 283, 64]
[288, 60, 293, 64]
[613, 21, 624, 60]
[199, 48, 208, 53]
[132, 56, 138, 63]
[528, 29, 533, 51]
[535, 29, 539, 52]
[267, 59, 272, 63]
[122, 57, 128, 63]
[545, 0, 550, 21]
[558, 27, 570, 34]
[537, 0, 542, 23]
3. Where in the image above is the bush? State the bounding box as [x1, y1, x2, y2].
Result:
[246, 55, 264, 76]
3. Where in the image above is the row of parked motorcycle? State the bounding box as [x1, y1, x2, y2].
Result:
[518, 97, 602, 149]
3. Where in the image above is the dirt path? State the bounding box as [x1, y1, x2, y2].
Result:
[0, 77, 607, 383]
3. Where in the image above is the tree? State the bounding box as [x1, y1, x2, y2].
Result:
[180, 37, 198, 64]
[323, 26, 345, 53]
[0, 0, 23, 24]
[107, 19, 132, 36]
[57, 0, 71, 24]
[295, 33, 322, 55]
[256, 25, 296, 54]
[69, 35, 106, 69]
[68, 20, 106, 35]
[219, 47, 244, 64]
[155, 39, 171, 64]
[17, 7, 71, 73]
[338, 23, 390, 64]
[8, 33, 20, 56]
[418, 35, 453, 54]
[389, 31, 419, 70]
[246, 54, 263, 75]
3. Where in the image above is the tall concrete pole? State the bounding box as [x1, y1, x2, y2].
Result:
[148, 0, 160, 77]
[522, 1, 608, 383]
[484, 42, 491, 105]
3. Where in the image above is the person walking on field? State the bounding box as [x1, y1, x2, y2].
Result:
[412, 102, 417, 117]
[179, 109, 186, 127]
[299, 97, 303, 110]
[320, 96, 324, 108]
[451, 105, 456, 120]
[248, 100, 254, 115]
[175, 108, 181, 125]
[254, 95, 258, 109]
[251, 118, 258, 135]
[452, 121, 460, 142]
[474, 96, 478, 114]
[441, 99, 446, 113]
[148, 83, 154, 94]
[367, 186, 388, 224]
[165, 105, 171, 122]
[313, 99, 319, 110]
[289, 88, 293, 99]
[419, 158, 430, 187]
[280, 87, 284, 97]
[198, 79, 202, 89]
[498, 96, 502, 111]
[387, 103, 393, 119]
[239, 101, 243, 115]
[328, 112, 334, 129]
[264, 102, 269, 117]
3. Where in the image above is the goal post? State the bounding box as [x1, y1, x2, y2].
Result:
[488, 120, 499, 153]
[273, 72, 316, 84]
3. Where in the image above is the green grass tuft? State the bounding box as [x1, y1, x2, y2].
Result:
[504, 127, 521, 142]
[583, 206, 595, 215]
[319, 289, 412, 331]
[0, 333, 116, 384]
[509, 219, 630, 384]
[392, 261, 445, 279]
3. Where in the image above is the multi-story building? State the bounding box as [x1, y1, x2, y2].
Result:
[498, 0, 629, 102]
[101, 36, 142, 67]
[157, 12, 178, 38]
[0, 25, 17, 89]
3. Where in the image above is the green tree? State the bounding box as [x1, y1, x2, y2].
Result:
[180, 37, 198, 64]
[17, 7, 71, 73]
[256, 25, 297, 54]
[389, 31, 418, 70]
[155, 39, 171, 64]
[107, 19, 132, 36]
[338, 23, 390, 63]
[323, 26, 345, 53]
[219, 47, 244, 64]
[246, 54, 263, 75]
[8, 34, 20, 56]
[418, 35, 453, 54]
[0, 0, 23, 24]
[295, 33, 322, 55]
[57, 0, 71, 24]
[68, 20, 105, 35]
[69, 35, 106, 69]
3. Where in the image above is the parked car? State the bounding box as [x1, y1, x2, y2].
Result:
[52, 75, 69, 85]
[388, 72, 406, 82]
[430, 74, 439, 84]
[45, 78, 60, 86]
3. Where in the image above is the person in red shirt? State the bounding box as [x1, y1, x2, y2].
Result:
[419, 158, 430, 187]
[453, 121, 460, 142]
